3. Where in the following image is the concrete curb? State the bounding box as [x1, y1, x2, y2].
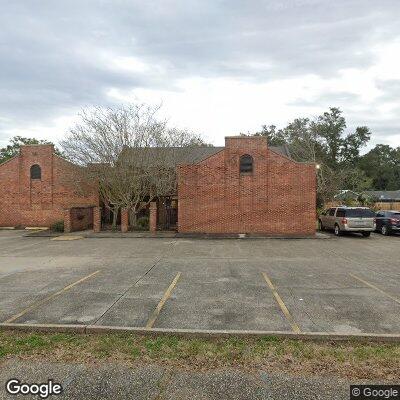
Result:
[1, 323, 399, 343]
[23, 232, 333, 240]
[0, 323, 85, 333]
[84, 236, 332, 240]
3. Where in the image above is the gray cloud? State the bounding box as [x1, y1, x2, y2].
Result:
[0, 0, 399, 145]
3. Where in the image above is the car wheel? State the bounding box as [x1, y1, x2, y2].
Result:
[362, 232, 371, 237]
[381, 225, 390, 236]
[318, 220, 325, 231]
[334, 224, 341, 236]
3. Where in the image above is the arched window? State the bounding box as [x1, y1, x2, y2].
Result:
[239, 154, 253, 174]
[30, 164, 41, 180]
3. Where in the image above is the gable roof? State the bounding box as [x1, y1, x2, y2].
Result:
[334, 190, 359, 200]
[120, 145, 291, 166]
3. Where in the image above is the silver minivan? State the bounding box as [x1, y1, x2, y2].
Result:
[319, 206, 376, 237]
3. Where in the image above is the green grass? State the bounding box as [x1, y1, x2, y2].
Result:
[0, 331, 399, 380]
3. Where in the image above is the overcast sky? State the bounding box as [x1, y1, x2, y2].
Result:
[1, 0, 399, 148]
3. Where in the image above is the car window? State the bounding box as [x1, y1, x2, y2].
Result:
[328, 208, 336, 216]
[336, 209, 345, 217]
[376, 212, 383, 217]
[344, 209, 375, 218]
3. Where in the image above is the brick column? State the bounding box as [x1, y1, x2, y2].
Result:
[64, 209, 71, 233]
[150, 202, 157, 233]
[121, 208, 129, 233]
[93, 206, 101, 233]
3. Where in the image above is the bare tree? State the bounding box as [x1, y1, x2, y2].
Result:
[61, 103, 206, 229]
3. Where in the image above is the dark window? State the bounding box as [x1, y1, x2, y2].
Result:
[30, 164, 41, 180]
[328, 208, 336, 216]
[336, 209, 345, 217]
[239, 154, 253, 173]
[344, 208, 375, 218]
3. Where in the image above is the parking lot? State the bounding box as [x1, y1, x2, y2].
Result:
[0, 230, 399, 334]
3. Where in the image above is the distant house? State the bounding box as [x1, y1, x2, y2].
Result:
[333, 190, 359, 202]
[363, 190, 400, 202]
[331, 189, 400, 211]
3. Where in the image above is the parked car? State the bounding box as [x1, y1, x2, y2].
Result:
[375, 210, 400, 235]
[319, 206, 376, 237]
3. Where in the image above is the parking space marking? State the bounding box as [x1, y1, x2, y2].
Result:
[3, 270, 100, 323]
[51, 236, 84, 241]
[350, 273, 400, 305]
[262, 272, 301, 333]
[146, 272, 181, 329]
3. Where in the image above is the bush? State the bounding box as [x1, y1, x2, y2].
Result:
[134, 216, 149, 231]
[51, 221, 64, 232]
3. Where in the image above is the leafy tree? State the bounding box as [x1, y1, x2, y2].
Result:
[253, 108, 371, 168]
[340, 126, 371, 166]
[0, 136, 61, 164]
[358, 144, 400, 190]
[249, 107, 374, 205]
[312, 108, 371, 167]
[253, 125, 286, 146]
[313, 107, 346, 167]
[340, 168, 373, 192]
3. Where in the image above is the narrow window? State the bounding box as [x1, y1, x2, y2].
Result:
[30, 164, 41, 180]
[239, 154, 253, 174]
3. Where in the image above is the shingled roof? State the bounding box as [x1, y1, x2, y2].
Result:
[120, 145, 291, 166]
[363, 190, 400, 201]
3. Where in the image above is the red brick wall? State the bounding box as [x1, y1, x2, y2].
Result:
[149, 202, 157, 233]
[177, 137, 316, 236]
[0, 145, 99, 227]
[93, 206, 101, 232]
[69, 207, 94, 232]
[121, 208, 129, 233]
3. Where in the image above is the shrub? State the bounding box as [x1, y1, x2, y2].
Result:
[51, 221, 64, 232]
[134, 216, 149, 231]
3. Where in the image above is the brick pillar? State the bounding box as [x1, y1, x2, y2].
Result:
[121, 208, 129, 233]
[64, 209, 71, 233]
[150, 202, 157, 233]
[93, 206, 101, 233]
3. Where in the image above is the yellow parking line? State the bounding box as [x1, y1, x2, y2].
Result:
[350, 273, 400, 305]
[146, 272, 181, 329]
[4, 270, 100, 323]
[51, 236, 84, 241]
[262, 272, 301, 333]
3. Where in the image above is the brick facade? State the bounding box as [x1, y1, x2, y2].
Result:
[64, 206, 94, 233]
[0, 145, 99, 227]
[0, 139, 316, 235]
[93, 207, 101, 232]
[177, 137, 316, 236]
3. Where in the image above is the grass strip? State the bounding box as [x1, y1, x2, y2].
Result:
[0, 331, 399, 381]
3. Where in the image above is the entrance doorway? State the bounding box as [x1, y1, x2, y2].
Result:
[158, 196, 178, 230]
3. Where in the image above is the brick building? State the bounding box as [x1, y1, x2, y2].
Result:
[177, 136, 316, 236]
[0, 145, 98, 227]
[0, 137, 316, 236]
